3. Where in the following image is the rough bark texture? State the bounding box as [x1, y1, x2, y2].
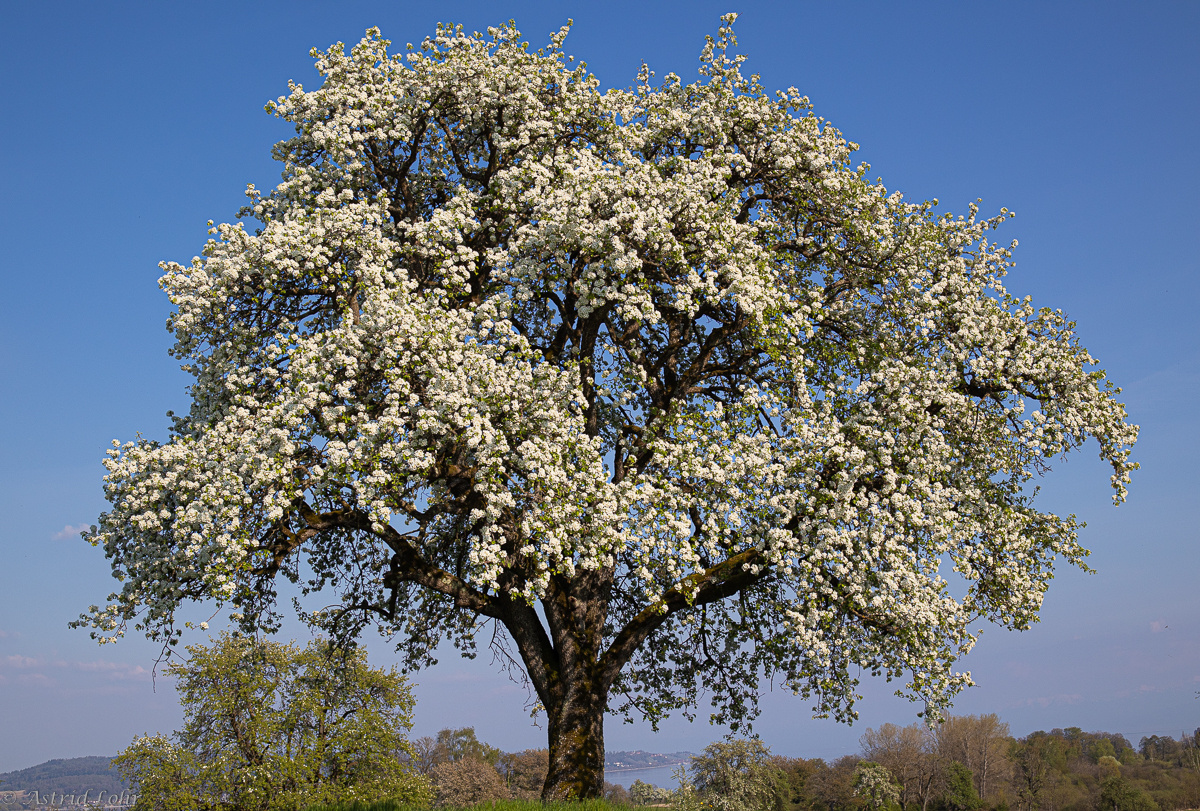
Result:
[528, 572, 612, 799]
[543, 677, 608, 799]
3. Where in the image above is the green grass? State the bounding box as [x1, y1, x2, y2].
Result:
[302, 800, 430, 811]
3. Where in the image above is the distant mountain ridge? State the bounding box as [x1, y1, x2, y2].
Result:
[0, 756, 127, 796]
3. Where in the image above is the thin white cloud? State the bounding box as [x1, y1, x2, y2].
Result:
[0, 654, 151, 682]
[52, 523, 92, 540]
[1011, 693, 1084, 709]
[71, 660, 151, 680]
[1150, 620, 1169, 633]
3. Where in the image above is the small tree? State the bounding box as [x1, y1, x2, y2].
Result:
[114, 634, 431, 811]
[853, 762, 900, 811]
[939, 762, 981, 811]
[860, 722, 943, 811]
[80, 14, 1138, 799]
[409, 736, 440, 775]
[770, 756, 826, 811]
[1100, 777, 1159, 811]
[1007, 734, 1062, 811]
[498, 749, 550, 800]
[430, 757, 508, 808]
[114, 736, 214, 811]
[604, 781, 632, 805]
[686, 739, 787, 811]
[933, 715, 1011, 804]
[812, 757, 865, 811]
[630, 779, 675, 806]
[433, 727, 503, 768]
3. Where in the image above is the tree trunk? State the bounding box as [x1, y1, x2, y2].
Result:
[535, 571, 612, 800]
[542, 679, 608, 799]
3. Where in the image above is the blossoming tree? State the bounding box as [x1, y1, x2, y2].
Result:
[78, 17, 1137, 799]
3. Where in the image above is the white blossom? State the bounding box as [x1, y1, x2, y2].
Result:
[77, 17, 1136, 737]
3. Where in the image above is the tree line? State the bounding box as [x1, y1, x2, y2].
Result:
[658, 718, 1200, 811]
[420, 724, 1200, 811]
[91, 634, 1197, 811]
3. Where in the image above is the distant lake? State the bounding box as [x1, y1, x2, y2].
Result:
[603, 763, 685, 789]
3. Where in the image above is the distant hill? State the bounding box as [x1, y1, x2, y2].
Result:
[0, 756, 127, 797]
[0, 750, 689, 793]
[604, 750, 695, 772]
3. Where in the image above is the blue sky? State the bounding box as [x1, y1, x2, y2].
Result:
[1, 0, 1197, 773]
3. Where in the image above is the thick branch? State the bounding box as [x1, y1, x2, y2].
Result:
[597, 549, 766, 691]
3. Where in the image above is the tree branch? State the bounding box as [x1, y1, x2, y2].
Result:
[597, 549, 765, 691]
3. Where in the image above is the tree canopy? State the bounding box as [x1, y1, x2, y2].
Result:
[78, 15, 1136, 798]
[113, 634, 431, 811]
